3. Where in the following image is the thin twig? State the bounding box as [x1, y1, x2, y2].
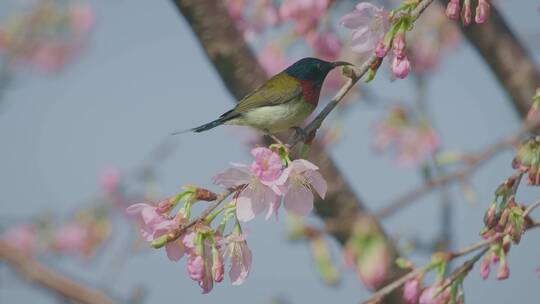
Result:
[375, 115, 540, 219]
[168, 188, 236, 241]
[436, 248, 489, 295]
[523, 198, 540, 218]
[288, 0, 436, 148]
[362, 198, 540, 303]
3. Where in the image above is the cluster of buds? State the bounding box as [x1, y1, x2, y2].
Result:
[479, 239, 511, 280]
[396, 255, 462, 304]
[445, 0, 490, 25]
[481, 176, 526, 244]
[126, 146, 327, 293]
[512, 137, 540, 185]
[374, 12, 413, 79]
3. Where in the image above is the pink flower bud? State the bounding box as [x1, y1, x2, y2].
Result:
[446, 0, 461, 20]
[403, 277, 422, 304]
[392, 56, 411, 79]
[375, 40, 389, 58]
[187, 254, 204, 281]
[483, 204, 497, 228]
[392, 32, 406, 59]
[475, 0, 490, 24]
[462, 1, 472, 26]
[496, 261, 510, 280]
[480, 257, 491, 279]
[536, 266, 540, 278]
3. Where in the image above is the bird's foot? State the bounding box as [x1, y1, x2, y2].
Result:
[289, 126, 309, 144]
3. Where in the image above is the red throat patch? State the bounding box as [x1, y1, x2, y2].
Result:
[299, 80, 322, 106]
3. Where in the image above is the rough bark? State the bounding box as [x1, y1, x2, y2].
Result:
[171, 0, 405, 302]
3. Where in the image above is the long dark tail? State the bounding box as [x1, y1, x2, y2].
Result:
[172, 111, 239, 135]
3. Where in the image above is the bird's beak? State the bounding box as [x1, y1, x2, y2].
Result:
[332, 61, 353, 68]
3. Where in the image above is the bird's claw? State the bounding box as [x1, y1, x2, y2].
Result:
[290, 126, 309, 144]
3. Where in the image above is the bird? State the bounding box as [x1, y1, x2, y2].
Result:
[173, 57, 351, 135]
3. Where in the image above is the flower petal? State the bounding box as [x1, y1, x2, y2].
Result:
[290, 159, 319, 173]
[306, 170, 327, 199]
[229, 243, 252, 285]
[212, 167, 251, 188]
[165, 240, 185, 262]
[236, 183, 271, 222]
[283, 185, 314, 216]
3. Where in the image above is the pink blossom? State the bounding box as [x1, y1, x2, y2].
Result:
[279, 0, 329, 34]
[125, 203, 187, 261]
[53, 222, 89, 255]
[403, 277, 422, 304]
[222, 233, 252, 285]
[373, 111, 439, 167]
[250, 147, 283, 182]
[275, 159, 327, 217]
[70, 3, 94, 34]
[392, 55, 411, 79]
[445, 0, 460, 20]
[2, 224, 38, 255]
[306, 32, 342, 61]
[99, 167, 121, 194]
[126, 203, 165, 241]
[259, 43, 288, 76]
[419, 286, 449, 304]
[187, 238, 215, 293]
[214, 148, 284, 221]
[475, 0, 490, 24]
[187, 254, 205, 281]
[340, 3, 389, 57]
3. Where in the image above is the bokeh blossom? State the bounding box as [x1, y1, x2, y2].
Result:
[1, 224, 38, 255]
[279, 0, 329, 34]
[0, 0, 94, 73]
[373, 107, 439, 167]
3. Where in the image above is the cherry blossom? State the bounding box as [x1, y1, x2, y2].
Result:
[340, 3, 389, 57]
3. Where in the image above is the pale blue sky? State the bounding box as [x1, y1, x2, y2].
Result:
[0, 0, 539, 303]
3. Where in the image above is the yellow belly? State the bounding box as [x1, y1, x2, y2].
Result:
[226, 99, 315, 133]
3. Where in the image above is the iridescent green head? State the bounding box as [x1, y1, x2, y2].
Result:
[284, 57, 351, 85]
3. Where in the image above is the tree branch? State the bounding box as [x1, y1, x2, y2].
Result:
[375, 114, 540, 218]
[0, 240, 116, 304]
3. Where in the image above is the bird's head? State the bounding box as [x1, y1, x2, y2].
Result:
[284, 57, 352, 86]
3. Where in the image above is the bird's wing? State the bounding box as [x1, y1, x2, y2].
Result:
[231, 73, 303, 114]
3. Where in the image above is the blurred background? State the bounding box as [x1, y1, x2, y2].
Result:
[0, 0, 539, 303]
